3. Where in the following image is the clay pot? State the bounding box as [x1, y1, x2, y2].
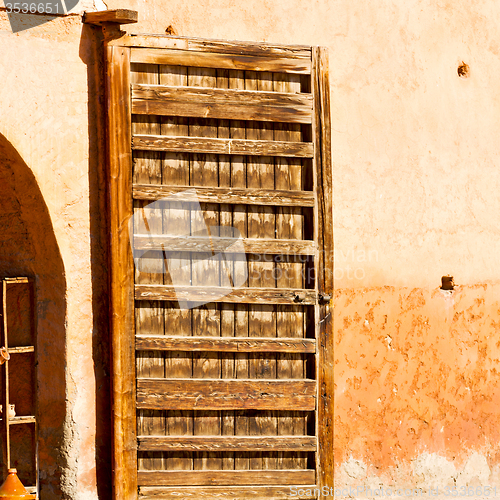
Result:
[0, 469, 36, 499]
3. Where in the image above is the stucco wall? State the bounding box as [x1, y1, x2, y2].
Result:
[1, 0, 500, 498]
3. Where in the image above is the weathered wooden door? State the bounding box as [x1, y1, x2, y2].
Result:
[106, 33, 332, 499]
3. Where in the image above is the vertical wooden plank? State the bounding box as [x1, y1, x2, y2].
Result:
[217, 68, 236, 472]
[313, 46, 334, 491]
[246, 71, 277, 471]
[29, 278, 39, 492]
[132, 62, 166, 473]
[106, 43, 138, 500]
[189, 67, 222, 473]
[274, 73, 306, 470]
[229, 69, 250, 473]
[1, 280, 11, 478]
[159, 64, 193, 473]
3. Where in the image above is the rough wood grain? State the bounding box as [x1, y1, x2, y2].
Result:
[138, 436, 316, 452]
[131, 47, 311, 74]
[158, 63, 194, 473]
[137, 469, 315, 486]
[83, 9, 138, 25]
[133, 184, 314, 207]
[121, 34, 312, 58]
[274, 72, 307, 470]
[226, 69, 251, 473]
[135, 336, 315, 353]
[188, 66, 222, 473]
[136, 379, 316, 411]
[215, 68, 236, 472]
[106, 44, 138, 499]
[313, 47, 334, 492]
[135, 285, 317, 305]
[132, 135, 313, 158]
[132, 61, 166, 473]
[107, 35, 332, 493]
[245, 70, 278, 471]
[7, 416, 36, 425]
[132, 85, 313, 124]
[138, 485, 318, 499]
[132, 235, 315, 256]
[7, 346, 35, 354]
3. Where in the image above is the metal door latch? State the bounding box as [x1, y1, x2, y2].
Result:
[319, 293, 332, 304]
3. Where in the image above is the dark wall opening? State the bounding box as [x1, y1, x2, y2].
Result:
[0, 134, 67, 499]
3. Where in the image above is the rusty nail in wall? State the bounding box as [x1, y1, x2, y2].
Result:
[458, 62, 470, 78]
[441, 275, 455, 290]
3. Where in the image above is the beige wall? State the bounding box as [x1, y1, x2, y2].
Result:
[1, 0, 500, 497]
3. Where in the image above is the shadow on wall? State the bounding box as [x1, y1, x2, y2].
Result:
[79, 24, 112, 499]
[0, 134, 67, 499]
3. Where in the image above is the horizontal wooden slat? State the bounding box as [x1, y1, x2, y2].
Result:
[135, 285, 317, 305]
[139, 485, 318, 499]
[133, 235, 315, 256]
[132, 135, 314, 157]
[83, 9, 138, 25]
[138, 436, 316, 452]
[136, 379, 316, 410]
[8, 346, 34, 354]
[131, 47, 311, 74]
[133, 184, 315, 207]
[121, 34, 312, 58]
[135, 336, 316, 353]
[3, 277, 29, 283]
[8, 416, 36, 425]
[131, 85, 313, 124]
[138, 470, 316, 487]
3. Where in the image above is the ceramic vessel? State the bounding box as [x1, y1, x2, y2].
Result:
[0, 469, 36, 499]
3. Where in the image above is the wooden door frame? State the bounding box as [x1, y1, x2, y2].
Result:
[106, 42, 138, 499]
[101, 29, 333, 499]
[313, 46, 334, 492]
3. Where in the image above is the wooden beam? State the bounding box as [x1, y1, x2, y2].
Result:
[84, 9, 138, 26]
[83, 9, 138, 25]
[132, 235, 315, 256]
[1, 280, 10, 477]
[137, 469, 316, 487]
[139, 485, 318, 499]
[132, 135, 314, 158]
[106, 44, 138, 499]
[313, 46, 334, 494]
[136, 379, 316, 411]
[120, 34, 312, 58]
[7, 346, 34, 354]
[132, 184, 315, 207]
[3, 277, 29, 283]
[131, 85, 313, 124]
[135, 285, 317, 305]
[137, 436, 316, 452]
[8, 416, 36, 425]
[135, 335, 316, 353]
[131, 47, 311, 74]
